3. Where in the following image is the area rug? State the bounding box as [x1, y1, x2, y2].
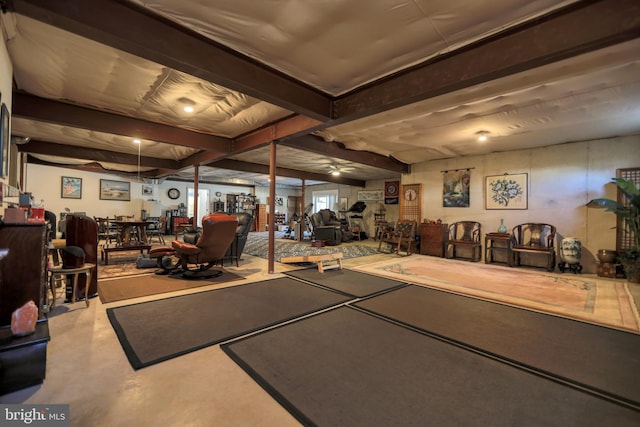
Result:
[244, 233, 379, 261]
[354, 256, 640, 332]
[107, 277, 352, 369]
[98, 251, 156, 279]
[98, 271, 245, 304]
[355, 285, 640, 406]
[222, 306, 639, 427]
[284, 268, 406, 297]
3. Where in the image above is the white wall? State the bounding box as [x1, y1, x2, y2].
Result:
[24, 164, 305, 223]
[405, 135, 640, 273]
[0, 19, 15, 199]
[306, 135, 640, 273]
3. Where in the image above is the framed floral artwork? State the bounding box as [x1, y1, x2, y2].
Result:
[485, 173, 528, 209]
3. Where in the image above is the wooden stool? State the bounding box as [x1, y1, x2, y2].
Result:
[48, 263, 95, 308]
[351, 226, 361, 241]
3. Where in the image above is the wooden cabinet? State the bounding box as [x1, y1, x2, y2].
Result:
[256, 204, 267, 232]
[226, 194, 256, 214]
[212, 201, 225, 212]
[170, 216, 190, 233]
[0, 319, 50, 394]
[419, 222, 448, 257]
[273, 213, 286, 225]
[0, 224, 48, 325]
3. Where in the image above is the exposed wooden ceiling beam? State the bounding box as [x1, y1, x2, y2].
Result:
[17, 140, 181, 169]
[279, 135, 409, 173]
[211, 159, 365, 187]
[11, 0, 332, 121]
[334, 0, 640, 121]
[25, 155, 149, 176]
[231, 115, 326, 153]
[12, 92, 230, 151]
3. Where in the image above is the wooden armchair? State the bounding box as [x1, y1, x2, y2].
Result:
[94, 217, 117, 245]
[510, 223, 557, 272]
[378, 219, 417, 256]
[447, 221, 482, 261]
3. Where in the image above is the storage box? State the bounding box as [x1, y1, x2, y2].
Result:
[3, 207, 26, 223]
[0, 320, 50, 395]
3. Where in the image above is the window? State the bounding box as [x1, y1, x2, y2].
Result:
[312, 190, 339, 213]
[617, 168, 640, 252]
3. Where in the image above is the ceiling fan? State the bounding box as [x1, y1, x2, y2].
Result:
[328, 164, 354, 176]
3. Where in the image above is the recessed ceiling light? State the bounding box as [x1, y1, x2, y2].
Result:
[133, 139, 141, 144]
[331, 170, 341, 176]
[478, 135, 487, 142]
[179, 97, 195, 113]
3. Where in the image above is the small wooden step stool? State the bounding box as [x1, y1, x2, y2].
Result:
[280, 252, 343, 273]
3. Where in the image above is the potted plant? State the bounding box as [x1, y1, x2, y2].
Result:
[590, 178, 640, 282]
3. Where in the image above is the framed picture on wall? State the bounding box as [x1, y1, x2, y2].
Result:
[357, 190, 383, 201]
[61, 176, 82, 199]
[142, 184, 154, 196]
[485, 173, 528, 210]
[100, 179, 131, 201]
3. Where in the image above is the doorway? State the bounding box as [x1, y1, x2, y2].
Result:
[187, 188, 210, 227]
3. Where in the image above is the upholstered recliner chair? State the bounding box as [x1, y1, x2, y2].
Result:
[309, 209, 343, 246]
[223, 212, 254, 266]
[171, 213, 238, 279]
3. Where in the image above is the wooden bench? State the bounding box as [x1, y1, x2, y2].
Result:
[101, 244, 151, 265]
[280, 253, 343, 272]
[510, 223, 556, 272]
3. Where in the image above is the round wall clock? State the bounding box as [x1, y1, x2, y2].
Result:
[215, 191, 222, 197]
[404, 188, 417, 201]
[168, 188, 181, 199]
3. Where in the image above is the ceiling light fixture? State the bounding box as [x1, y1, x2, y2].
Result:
[331, 170, 341, 176]
[476, 130, 489, 142]
[179, 97, 195, 113]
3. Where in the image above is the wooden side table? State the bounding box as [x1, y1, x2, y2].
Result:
[484, 233, 512, 265]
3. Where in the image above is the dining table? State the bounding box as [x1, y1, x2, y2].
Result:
[112, 220, 153, 246]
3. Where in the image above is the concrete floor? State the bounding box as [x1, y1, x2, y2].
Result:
[3, 234, 637, 426]
[0, 237, 392, 426]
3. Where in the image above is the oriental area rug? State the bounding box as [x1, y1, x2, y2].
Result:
[353, 255, 640, 333]
[244, 232, 379, 261]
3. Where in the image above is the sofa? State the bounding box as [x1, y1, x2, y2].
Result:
[309, 209, 344, 246]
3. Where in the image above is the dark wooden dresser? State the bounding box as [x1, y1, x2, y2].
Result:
[0, 223, 50, 395]
[419, 222, 449, 257]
